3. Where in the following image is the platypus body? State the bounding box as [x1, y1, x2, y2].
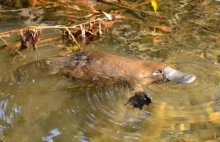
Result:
[17, 51, 196, 109]
[67, 52, 165, 84]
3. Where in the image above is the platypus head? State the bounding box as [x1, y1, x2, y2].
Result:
[153, 66, 196, 84]
[127, 66, 196, 110]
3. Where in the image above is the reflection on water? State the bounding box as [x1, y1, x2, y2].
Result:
[0, 0, 220, 141]
[42, 129, 62, 142]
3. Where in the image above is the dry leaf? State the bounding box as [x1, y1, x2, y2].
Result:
[114, 14, 126, 19]
[80, 24, 86, 38]
[153, 36, 161, 45]
[101, 20, 114, 28]
[98, 20, 102, 35]
[150, 25, 171, 32]
[89, 15, 96, 22]
[102, 11, 113, 20]
[73, 5, 81, 11]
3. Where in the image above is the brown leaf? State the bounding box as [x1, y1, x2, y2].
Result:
[101, 11, 113, 20]
[88, 22, 94, 31]
[89, 15, 96, 22]
[80, 24, 86, 38]
[80, 24, 86, 48]
[73, 5, 81, 11]
[98, 20, 102, 35]
[114, 14, 126, 19]
[150, 25, 171, 32]
[101, 20, 114, 28]
[152, 36, 161, 45]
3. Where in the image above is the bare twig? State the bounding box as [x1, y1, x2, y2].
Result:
[0, 35, 9, 46]
[0, 17, 108, 37]
[14, 49, 25, 58]
[98, 20, 102, 35]
[80, 24, 86, 47]
[1, 36, 62, 50]
[64, 28, 80, 47]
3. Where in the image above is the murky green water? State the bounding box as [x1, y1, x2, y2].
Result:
[0, 0, 220, 141]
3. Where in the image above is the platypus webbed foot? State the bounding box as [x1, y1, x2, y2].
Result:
[126, 92, 152, 110]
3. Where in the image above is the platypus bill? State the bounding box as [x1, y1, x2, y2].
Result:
[25, 51, 197, 110]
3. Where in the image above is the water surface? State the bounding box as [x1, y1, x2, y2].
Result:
[0, 0, 220, 141]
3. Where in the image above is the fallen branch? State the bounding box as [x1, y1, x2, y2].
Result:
[0, 10, 118, 52]
[64, 27, 80, 48]
[0, 36, 9, 46]
[0, 17, 108, 37]
[2, 36, 62, 50]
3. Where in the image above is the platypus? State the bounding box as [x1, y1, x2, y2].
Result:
[19, 51, 196, 109]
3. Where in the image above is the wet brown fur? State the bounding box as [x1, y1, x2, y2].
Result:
[65, 51, 166, 89]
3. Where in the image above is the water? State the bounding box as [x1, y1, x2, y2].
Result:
[0, 0, 220, 141]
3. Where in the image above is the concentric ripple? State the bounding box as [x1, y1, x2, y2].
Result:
[4, 48, 220, 141]
[66, 82, 151, 141]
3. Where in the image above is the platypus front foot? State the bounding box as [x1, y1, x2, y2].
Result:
[125, 92, 152, 110]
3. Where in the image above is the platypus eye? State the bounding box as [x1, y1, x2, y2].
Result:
[152, 70, 163, 76]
